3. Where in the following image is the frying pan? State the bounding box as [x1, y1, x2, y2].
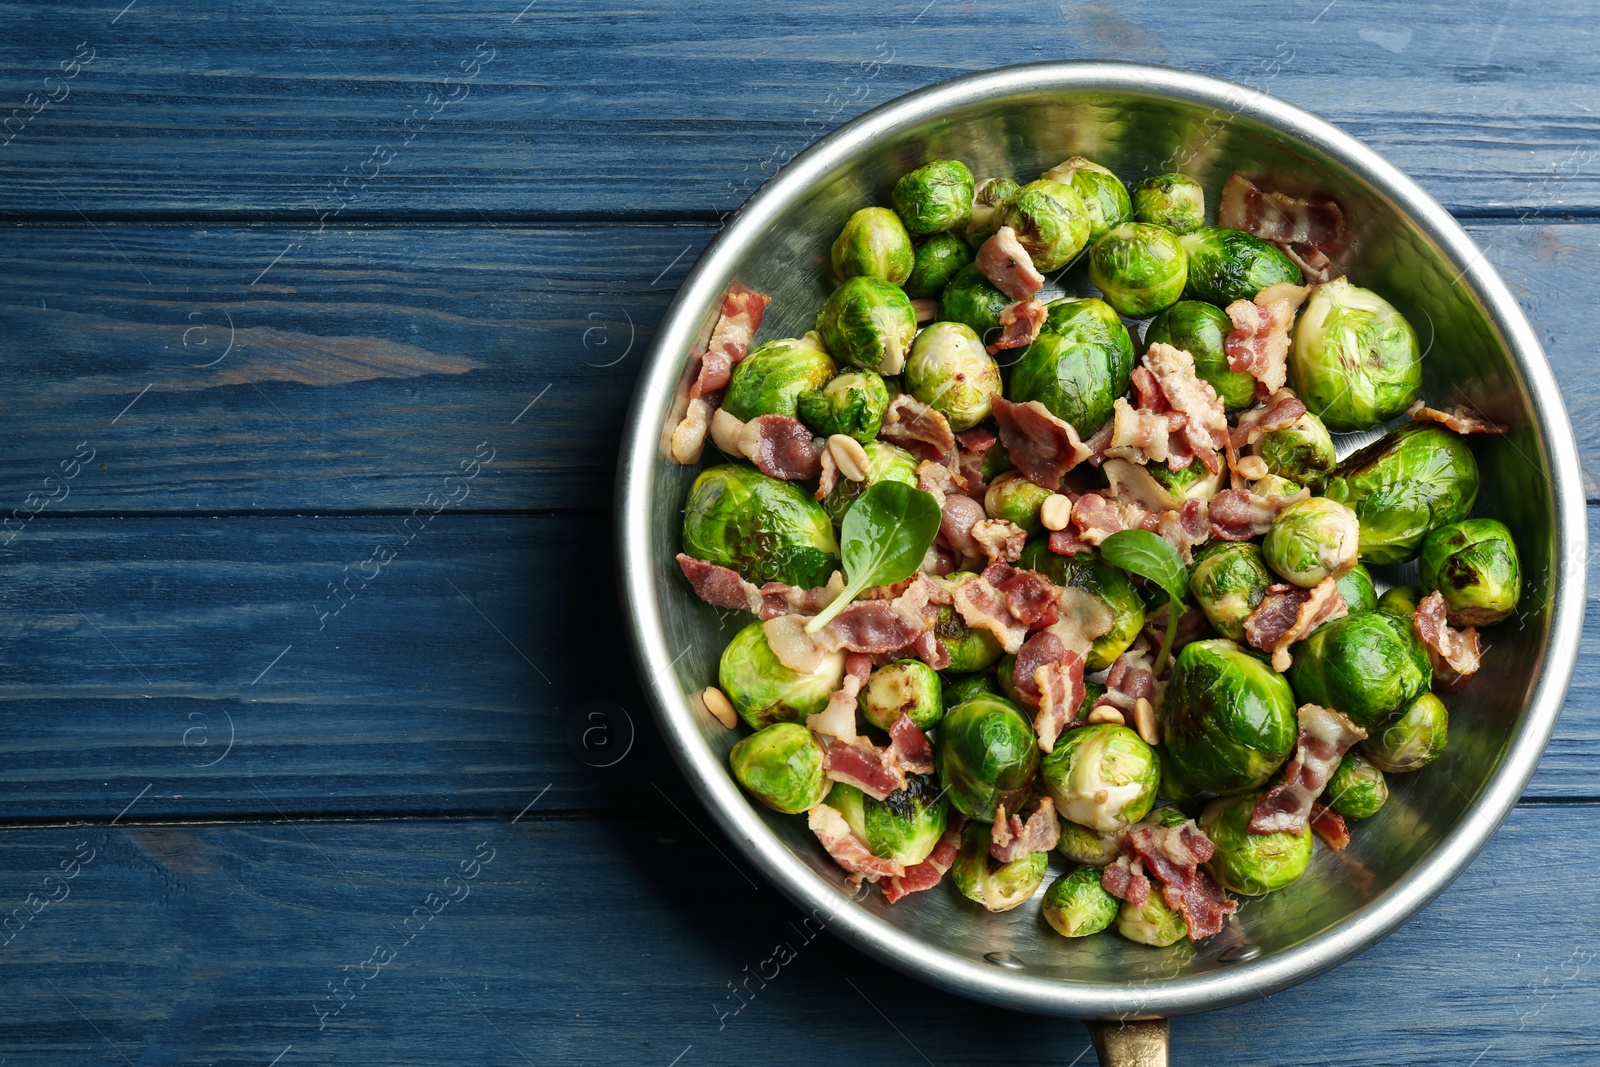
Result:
[616, 63, 1585, 1064]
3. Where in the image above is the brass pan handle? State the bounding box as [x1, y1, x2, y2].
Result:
[1086, 1019, 1169, 1066]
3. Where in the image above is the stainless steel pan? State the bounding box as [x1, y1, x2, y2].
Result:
[616, 63, 1585, 1064]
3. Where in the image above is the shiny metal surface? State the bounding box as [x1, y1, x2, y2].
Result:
[616, 63, 1586, 1020]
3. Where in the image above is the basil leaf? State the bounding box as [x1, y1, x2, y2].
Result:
[1099, 530, 1188, 605]
[804, 480, 941, 633]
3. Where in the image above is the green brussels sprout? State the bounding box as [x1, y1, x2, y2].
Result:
[1262, 497, 1361, 588]
[1043, 157, 1133, 242]
[1145, 457, 1228, 505]
[1041, 724, 1160, 833]
[827, 776, 950, 866]
[1057, 820, 1122, 866]
[904, 232, 973, 299]
[720, 335, 836, 422]
[938, 263, 1013, 343]
[933, 574, 1006, 672]
[1289, 278, 1422, 431]
[1364, 692, 1448, 773]
[1162, 639, 1298, 794]
[1156, 748, 1200, 803]
[831, 206, 915, 285]
[1010, 297, 1137, 435]
[1418, 518, 1522, 626]
[935, 694, 1040, 818]
[942, 671, 999, 708]
[1147, 805, 1191, 829]
[1132, 173, 1205, 235]
[1323, 749, 1388, 819]
[952, 818, 1050, 912]
[1143, 300, 1255, 411]
[1335, 563, 1378, 615]
[1253, 410, 1337, 491]
[1323, 423, 1480, 565]
[1088, 222, 1189, 318]
[1188, 541, 1273, 642]
[1002, 178, 1093, 272]
[985, 471, 1052, 534]
[964, 176, 1022, 248]
[1287, 611, 1431, 727]
[861, 659, 944, 731]
[1042, 866, 1120, 938]
[796, 369, 891, 444]
[1117, 890, 1188, 947]
[820, 440, 920, 527]
[815, 275, 918, 374]
[683, 464, 840, 587]
[719, 620, 846, 729]
[729, 723, 829, 813]
[1376, 584, 1422, 618]
[905, 321, 1002, 431]
[1018, 540, 1146, 670]
[1200, 793, 1313, 896]
[892, 159, 976, 236]
[1179, 226, 1302, 306]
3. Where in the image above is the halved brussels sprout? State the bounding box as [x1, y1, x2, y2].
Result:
[1200, 793, 1313, 896]
[1146, 457, 1228, 506]
[1323, 423, 1480, 565]
[719, 620, 846, 729]
[683, 464, 840, 587]
[1287, 611, 1432, 727]
[1132, 173, 1205, 235]
[796, 368, 891, 444]
[1324, 749, 1388, 819]
[1252, 410, 1337, 492]
[1143, 299, 1256, 411]
[985, 471, 1052, 535]
[1335, 563, 1378, 615]
[828, 776, 950, 866]
[1418, 518, 1522, 626]
[892, 159, 976, 236]
[933, 574, 1006, 672]
[1188, 541, 1273, 642]
[1179, 226, 1302, 306]
[1117, 890, 1188, 947]
[831, 206, 915, 285]
[1009, 296, 1136, 436]
[1088, 222, 1189, 318]
[815, 275, 918, 374]
[1262, 497, 1361, 588]
[941, 671, 999, 708]
[1290, 278, 1422, 431]
[861, 659, 944, 731]
[1057, 819, 1122, 866]
[938, 263, 1013, 344]
[1162, 639, 1298, 794]
[1376, 584, 1422, 618]
[720, 335, 836, 422]
[1042, 866, 1120, 938]
[1002, 178, 1093, 272]
[730, 723, 829, 813]
[1364, 691, 1448, 773]
[1018, 539, 1146, 670]
[1043, 157, 1133, 242]
[964, 176, 1021, 248]
[905, 321, 1002, 431]
[1042, 723, 1160, 832]
[935, 694, 1040, 818]
[904, 232, 973, 299]
[952, 818, 1050, 912]
[820, 440, 919, 527]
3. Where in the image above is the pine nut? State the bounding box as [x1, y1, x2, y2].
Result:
[828, 434, 870, 482]
[1040, 493, 1073, 532]
[702, 686, 737, 730]
[1132, 697, 1160, 745]
[1086, 705, 1124, 726]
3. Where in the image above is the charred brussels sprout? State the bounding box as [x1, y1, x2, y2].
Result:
[816, 275, 918, 375]
[1377, 584, 1422, 617]
[796, 368, 891, 444]
[1058, 820, 1122, 866]
[1043, 157, 1133, 241]
[892, 159, 976, 236]
[935, 694, 1040, 818]
[1002, 178, 1093, 272]
[1188, 541, 1273, 642]
[1117, 891, 1188, 947]
[1179, 226, 1302, 306]
[1088, 222, 1189, 318]
[828, 776, 949, 866]
[729, 723, 829, 813]
[1018, 540, 1146, 670]
[720, 335, 836, 422]
[1364, 692, 1448, 773]
[1132, 173, 1205, 235]
[1323, 423, 1480, 565]
[1253, 410, 1338, 491]
[905, 321, 1002, 431]
[1009, 297, 1136, 436]
[938, 263, 1013, 343]
[683, 464, 840, 588]
[1324, 749, 1388, 819]
[964, 176, 1021, 248]
[1200, 793, 1313, 895]
[719, 620, 846, 729]
[1162, 639, 1298, 794]
[1042, 724, 1160, 832]
[942, 671, 999, 708]
[1418, 518, 1522, 626]
[820, 440, 919, 527]
[1262, 497, 1361, 588]
[1335, 563, 1378, 615]
[861, 659, 944, 731]
[1144, 300, 1255, 411]
[1042, 867, 1120, 938]
[1287, 611, 1431, 727]
[952, 819, 1049, 912]
[933, 574, 1006, 672]
[1291, 278, 1422, 431]
[904, 232, 973, 299]
[985, 471, 1053, 534]
[831, 206, 914, 285]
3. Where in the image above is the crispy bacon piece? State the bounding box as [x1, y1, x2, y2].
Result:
[984, 563, 1062, 631]
[1208, 484, 1309, 542]
[1010, 632, 1064, 711]
[883, 820, 963, 903]
[976, 226, 1046, 301]
[1217, 173, 1347, 282]
[806, 652, 873, 743]
[971, 518, 1028, 565]
[1103, 397, 1174, 466]
[1033, 650, 1086, 752]
[1407, 400, 1509, 435]
[746, 414, 823, 481]
[989, 396, 1089, 491]
[1143, 343, 1229, 475]
[1249, 705, 1367, 836]
[820, 710, 935, 804]
[1229, 388, 1307, 451]
[1122, 818, 1237, 940]
[939, 494, 988, 561]
[887, 713, 935, 775]
[951, 571, 1032, 654]
[954, 426, 999, 499]
[1045, 584, 1114, 656]
[1224, 283, 1310, 397]
[1309, 804, 1351, 850]
[768, 577, 941, 675]
[675, 553, 842, 619]
[823, 739, 904, 800]
[1243, 578, 1348, 672]
[808, 803, 904, 883]
[668, 283, 772, 464]
[1102, 855, 1151, 907]
[880, 394, 956, 464]
[1414, 590, 1482, 687]
[1069, 491, 1209, 563]
[910, 628, 950, 670]
[987, 298, 1048, 355]
[1092, 648, 1156, 713]
[990, 798, 1061, 863]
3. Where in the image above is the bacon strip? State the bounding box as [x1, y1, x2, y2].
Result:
[1091, 648, 1156, 714]
[1309, 804, 1351, 850]
[1208, 483, 1309, 542]
[987, 298, 1047, 355]
[883, 820, 963, 903]
[954, 426, 999, 500]
[1142, 343, 1230, 475]
[1101, 855, 1151, 907]
[880, 394, 957, 466]
[1217, 173, 1346, 282]
[1122, 818, 1237, 940]
[990, 797, 1061, 863]
[1033, 650, 1086, 753]
[1414, 590, 1482, 689]
[970, 518, 1027, 565]
[1224, 283, 1310, 397]
[976, 226, 1045, 301]
[887, 714, 935, 775]
[1408, 400, 1509, 435]
[1229, 388, 1307, 452]
[1069, 492, 1210, 563]
[1243, 578, 1348, 672]
[808, 803, 904, 882]
[989, 396, 1089, 490]
[1249, 705, 1366, 836]
[951, 571, 1032, 653]
[676, 553, 843, 619]
[669, 284, 772, 464]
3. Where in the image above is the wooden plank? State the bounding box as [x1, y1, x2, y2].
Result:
[0, 1, 1596, 218]
[0, 803, 1590, 1065]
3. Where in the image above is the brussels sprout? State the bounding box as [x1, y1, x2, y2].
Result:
[1132, 173, 1205, 235]
[1156, 748, 1200, 803]
[719, 620, 846, 729]
[1179, 226, 1302, 306]
[861, 659, 944, 731]
[1117, 890, 1188, 947]
[1287, 611, 1431, 727]
[828, 776, 950, 866]
[964, 176, 1022, 248]
[904, 232, 973, 299]
[1042, 866, 1120, 938]
[1162, 639, 1298, 794]
[820, 440, 920, 527]
[1252, 410, 1337, 492]
[1323, 423, 1480, 565]
[1364, 692, 1448, 773]
[831, 206, 915, 285]
[892, 159, 976, 236]
[1335, 563, 1378, 615]
[1418, 518, 1522, 626]
[1323, 749, 1388, 819]
[933, 575, 1006, 672]
[1143, 300, 1256, 411]
[1188, 541, 1273, 642]
[1262, 497, 1361, 589]
[952, 818, 1050, 912]
[980, 439, 1014, 482]
[1290, 278, 1422, 431]
[1147, 805, 1191, 829]
[935, 694, 1040, 818]
[1088, 222, 1189, 318]
[985, 471, 1052, 535]
[1043, 157, 1133, 242]
[1200, 793, 1313, 896]
[720, 335, 836, 422]
[942, 671, 999, 708]
[1002, 178, 1093, 272]
[905, 321, 1002, 431]
[1376, 584, 1422, 618]
[796, 368, 892, 444]
[1145, 457, 1228, 506]
[816, 275, 918, 374]
[1010, 297, 1137, 434]
[1057, 820, 1122, 866]
[730, 723, 829, 814]
[938, 263, 1013, 343]
[683, 464, 840, 587]
[1041, 724, 1160, 833]
[1018, 540, 1146, 670]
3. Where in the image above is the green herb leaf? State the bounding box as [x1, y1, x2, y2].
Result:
[804, 481, 941, 633]
[1099, 530, 1188, 604]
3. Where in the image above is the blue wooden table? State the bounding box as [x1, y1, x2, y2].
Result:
[0, 2, 1596, 1063]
